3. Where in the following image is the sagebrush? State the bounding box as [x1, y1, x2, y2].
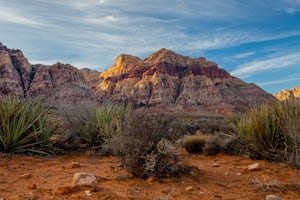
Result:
[110, 114, 184, 178]
[184, 135, 207, 153]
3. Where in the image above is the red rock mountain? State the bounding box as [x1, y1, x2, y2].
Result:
[95, 48, 274, 115]
[0, 42, 97, 107]
[0, 43, 274, 115]
[273, 86, 300, 101]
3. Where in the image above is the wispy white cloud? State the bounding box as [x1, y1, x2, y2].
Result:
[231, 51, 300, 77]
[258, 77, 300, 86]
[0, 7, 43, 26]
[231, 51, 256, 59]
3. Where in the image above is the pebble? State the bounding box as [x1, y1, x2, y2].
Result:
[20, 173, 32, 179]
[73, 172, 98, 187]
[85, 190, 92, 197]
[185, 186, 194, 191]
[67, 162, 81, 169]
[55, 185, 74, 195]
[247, 163, 261, 171]
[70, 194, 80, 199]
[27, 183, 37, 190]
[145, 177, 155, 183]
[266, 194, 283, 200]
[211, 163, 221, 167]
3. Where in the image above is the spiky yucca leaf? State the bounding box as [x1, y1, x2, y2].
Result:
[0, 97, 55, 155]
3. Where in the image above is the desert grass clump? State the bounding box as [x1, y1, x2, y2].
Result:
[67, 103, 131, 149]
[183, 135, 207, 153]
[234, 100, 300, 166]
[110, 114, 182, 178]
[0, 96, 55, 155]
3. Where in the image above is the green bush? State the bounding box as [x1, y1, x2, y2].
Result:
[0, 97, 55, 155]
[110, 114, 183, 178]
[184, 135, 206, 153]
[234, 100, 300, 167]
[71, 104, 131, 148]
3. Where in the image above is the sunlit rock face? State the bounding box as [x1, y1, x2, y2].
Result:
[0, 42, 274, 115]
[96, 48, 274, 115]
[274, 86, 300, 101]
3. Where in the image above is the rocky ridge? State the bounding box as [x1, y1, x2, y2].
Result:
[0, 43, 274, 115]
[0, 42, 97, 107]
[97, 48, 274, 115]
[273, 86, 300, 101]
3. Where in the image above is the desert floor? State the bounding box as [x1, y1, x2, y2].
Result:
[0, 149, 299, 200]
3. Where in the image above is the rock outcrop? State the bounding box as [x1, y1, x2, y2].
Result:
[273, 86, 300, 101]
[0, 42, 97, 106]
[0, 42, 27, 96]
[96, 48, 274, 115]
[0, 43, 274, 115]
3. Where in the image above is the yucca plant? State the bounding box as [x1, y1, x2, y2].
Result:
[75, 104, 131, 147]
[234, 100, 300, 166]
[0, 96, 55, 155]
[95, 104, 131, 144]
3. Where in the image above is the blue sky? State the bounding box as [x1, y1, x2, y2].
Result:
[1, 0, 300, 94]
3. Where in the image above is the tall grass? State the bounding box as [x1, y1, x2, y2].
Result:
[0, 96, 55, 155]
[95, 104, 131, 144]
[234, 100, 300, 167]
[74, 104, 131, 147]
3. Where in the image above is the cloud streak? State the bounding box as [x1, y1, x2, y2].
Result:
[0, 6, 43, 26]
[231, 51, 300, 78]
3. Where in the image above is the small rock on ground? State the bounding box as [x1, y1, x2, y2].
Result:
[211, 163, 221, 167]
[247, 163, 261, 171]
[55, 185, 74, 195]
[20, 173, 32, 179]
[73, 172, 98, 187]
[266, 194, 283, 200]
[27, 183, 37, 190]
[67, 162, 81, 169]
[185, 186, 194, 191]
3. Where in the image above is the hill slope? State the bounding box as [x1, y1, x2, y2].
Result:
[0, 43, 274, 115]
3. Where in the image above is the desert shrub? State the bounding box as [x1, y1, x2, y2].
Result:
[183, 135, 207, 153]
[203, 132, 238, 156]
[66, 103, 131, 149]
[0, 96, 55, 155]
[110, 114, 182, 178]
[95, 104, 131, 144]
[234, 100, 300, 166]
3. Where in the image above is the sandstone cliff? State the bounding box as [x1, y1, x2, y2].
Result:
[96, 48, 274, 115]
[0, 42, 97, 106]
[273, 86, 300, 101]
[0, 43, 275, 115]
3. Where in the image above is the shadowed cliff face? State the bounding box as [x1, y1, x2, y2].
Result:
[0, 42, 98, 106]
[96, 48, 275, 115]
[0, 43, 274, 115]
[274, 86, 300, 101]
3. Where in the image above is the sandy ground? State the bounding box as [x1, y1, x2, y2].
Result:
[0, 149, 300, 200]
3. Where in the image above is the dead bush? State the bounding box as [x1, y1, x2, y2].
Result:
[203, 132, 240, 156]
[110, 114, 182, 178]
[183, 135, 207, 153]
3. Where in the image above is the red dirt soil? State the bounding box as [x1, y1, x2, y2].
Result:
[0, 149, 299, 200]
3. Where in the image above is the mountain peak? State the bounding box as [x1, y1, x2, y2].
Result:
[145, 48, 189, 66]
[114, 54, 141, 68]
[274, 86, 300, 101]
